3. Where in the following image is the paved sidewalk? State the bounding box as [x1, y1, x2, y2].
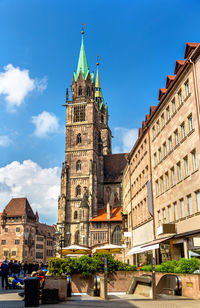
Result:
[0, 292, 200, 308]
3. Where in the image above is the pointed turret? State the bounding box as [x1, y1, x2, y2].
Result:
[74, 30, 94, 82]
[95, 61, 104, 106]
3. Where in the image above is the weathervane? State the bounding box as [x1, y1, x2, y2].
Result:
[96, 55, 99, 66]
[81, 23, 85, 35]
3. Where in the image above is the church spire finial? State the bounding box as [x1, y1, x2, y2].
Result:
[95, 56, 103, 102]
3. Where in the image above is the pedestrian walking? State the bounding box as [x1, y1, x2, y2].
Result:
[0, 260, 9, 289]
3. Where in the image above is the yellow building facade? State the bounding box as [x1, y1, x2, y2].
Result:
[122, 43, 200, 264]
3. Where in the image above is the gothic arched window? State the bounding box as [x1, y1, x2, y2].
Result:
[74, 230, 79, 244]
[76, 160, 81, 171]
[78, 86, 82, 96]
[86, 86, 90, 97]
[76, 133, 82, 144]
[111, 225, 122, 246]
[76, 185, 81, 197]
[74, 211, 78, 219]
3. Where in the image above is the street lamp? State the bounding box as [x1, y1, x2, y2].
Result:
[55, 224, 65, 258]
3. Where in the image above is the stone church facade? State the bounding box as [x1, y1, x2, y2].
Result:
[57, 31, 126, 247]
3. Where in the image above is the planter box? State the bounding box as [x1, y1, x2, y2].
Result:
[44, 276, 67, 301]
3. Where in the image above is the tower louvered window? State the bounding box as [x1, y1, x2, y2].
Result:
[74, 105, 86, 122]
[76, 133, 82, 144]
[76, 160, 81, 171]
[76, 185, 81, 197]
[86, 86, 90, 97]
[78, 86, 82, 96]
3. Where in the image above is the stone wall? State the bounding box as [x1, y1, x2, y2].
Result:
[70, 271, 200, 299]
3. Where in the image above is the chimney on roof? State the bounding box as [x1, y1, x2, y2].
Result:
[107, 201, 111, 220]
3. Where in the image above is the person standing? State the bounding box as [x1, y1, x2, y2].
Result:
[23, 261, 28, 277]
[0, 260, 9, 289]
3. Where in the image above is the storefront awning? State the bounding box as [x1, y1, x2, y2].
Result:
[127, 236, 173, 255]
[141, 236, 173, 248]
[127, 243, 159, 255]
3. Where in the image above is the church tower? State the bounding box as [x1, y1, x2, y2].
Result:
[57, 30, 112, 246]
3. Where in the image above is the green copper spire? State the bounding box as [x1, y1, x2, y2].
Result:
[74, 31, 90, 82]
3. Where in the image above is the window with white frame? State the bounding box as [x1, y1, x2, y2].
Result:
[157, 120, 160, 133]
[178, 90, 183, 106]
[180, 199, 185, 218]
[158, 148, 162, 162]
[172, 98, 176, 113]
[161, 176, 164, 193]
[161, 113, 165, 128]
[165, 172, 169, 190]
[171, 167, 175, 186]
[184, 156, 189, 176]
[168, 205, 172, 222]
[163, 142, 167, 157]
[158, 210, 161, 226]
[177, 162, 182, 181]
[174, 129, 179, 146]
[196, 191, 200, 212]
[187, 195, 193, 215]
[168, 136, 173, 151]
[181, 122, 186, 139]
[153, 126, 156, 138]
[188, 114, 193, 132]
[163, 208, 166, 223]
[156, 180, 159, 196]
[174, 202, 178, 220]
[154, 153, 157, 167]
[185, 80, 189, 97]
[191, 149, 197, 171]
[166, 106, 170, 121]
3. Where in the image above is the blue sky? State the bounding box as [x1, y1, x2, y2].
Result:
[0, 0, 200, 224]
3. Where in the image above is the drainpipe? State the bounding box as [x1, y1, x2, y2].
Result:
[128, 161, 134, 261]
[188, 58, 200, 135]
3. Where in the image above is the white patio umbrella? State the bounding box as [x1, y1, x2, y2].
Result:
[92, 244, 123, 254]
[58, 244, 92, 256]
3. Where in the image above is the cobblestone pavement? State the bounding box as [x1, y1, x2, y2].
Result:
[0, 291, 200, 308]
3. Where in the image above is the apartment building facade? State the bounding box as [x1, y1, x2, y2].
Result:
[122, 42, 200, 264]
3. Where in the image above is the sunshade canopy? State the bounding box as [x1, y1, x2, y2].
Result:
[58, 244, 92, 256]
[92, 244, 123, 254]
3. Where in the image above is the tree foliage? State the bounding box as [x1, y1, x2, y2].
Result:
[140, 258, 200, 274]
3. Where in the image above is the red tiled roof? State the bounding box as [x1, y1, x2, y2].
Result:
[3, 198, 36, 219]
[145, 114, 150, 121]
[36, 223, 55, 237]
[103, 153, 127, 183]
[174, 60, 186, 75]
[90, 207, 122, 222]
[149, 106, 157, 115]
[158, 88, 167, 101]
[166, 75, 175, 89]
[184, 42, 199, 59]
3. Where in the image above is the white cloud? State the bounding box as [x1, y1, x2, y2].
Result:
[0, 135, 12, 147]
[0, 64, 47, 111]
[32, 111, 59, 138]
[0, 160, 60, 224]
[113, 127, 138, 153]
